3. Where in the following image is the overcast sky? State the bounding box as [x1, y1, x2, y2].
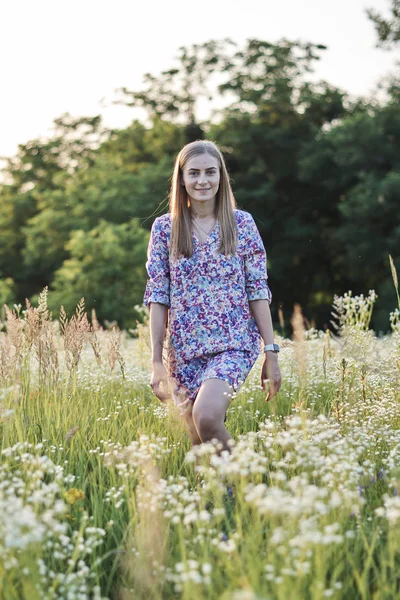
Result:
[1, 0, 399, 162]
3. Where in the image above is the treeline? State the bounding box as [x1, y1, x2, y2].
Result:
[0, 26, 399, 331]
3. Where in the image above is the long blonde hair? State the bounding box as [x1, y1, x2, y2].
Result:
[169, 140, 237, 259]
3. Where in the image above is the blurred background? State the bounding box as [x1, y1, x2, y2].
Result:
[0, 0, 399, 333]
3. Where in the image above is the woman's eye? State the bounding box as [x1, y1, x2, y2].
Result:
[188, 170, 215, 176]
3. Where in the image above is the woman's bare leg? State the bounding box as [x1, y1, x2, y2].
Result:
[183, 408, 203, 446]
[170, 378, 202, 446]
[192, 378, 233, 451]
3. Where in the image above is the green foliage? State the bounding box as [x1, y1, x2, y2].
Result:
[0, 187, 37, 284]
[367, 0, 400, 47]
[1, 297, 400, 598]
[0, 33, 399, 329]
[0, 275, 15, 306]
[21, 187, 81, 284]
[298, 102, 400, 330]
[116, 40, 233, 125]
[49, 219, 149, 330]
[0, 114, 108, 298]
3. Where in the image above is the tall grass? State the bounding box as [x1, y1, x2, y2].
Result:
[0, 285, 400, 599]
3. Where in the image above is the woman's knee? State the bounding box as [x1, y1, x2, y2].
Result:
[192, 378, 232, 439]
[192, 408, 220, 440]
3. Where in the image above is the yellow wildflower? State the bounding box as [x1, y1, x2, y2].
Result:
[64, 488, 85, 505]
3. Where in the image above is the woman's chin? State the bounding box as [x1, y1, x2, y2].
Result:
[191, 194, 216, 203]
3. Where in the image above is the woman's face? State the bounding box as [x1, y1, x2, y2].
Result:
[182, 154, 220, 205]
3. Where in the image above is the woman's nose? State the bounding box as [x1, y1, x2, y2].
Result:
[197, 174, 207, 184]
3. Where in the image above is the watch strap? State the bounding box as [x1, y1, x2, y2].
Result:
[264, 343, 280, 353]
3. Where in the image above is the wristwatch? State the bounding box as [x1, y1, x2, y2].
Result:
[264, 343, 280, 353]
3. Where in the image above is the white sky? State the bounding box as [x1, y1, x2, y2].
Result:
[0, 0, 399, 162]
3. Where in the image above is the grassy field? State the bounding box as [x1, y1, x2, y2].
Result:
[1, 288, 400, 600]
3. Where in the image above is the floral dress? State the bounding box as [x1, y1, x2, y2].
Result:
[144, 209, 272, 408]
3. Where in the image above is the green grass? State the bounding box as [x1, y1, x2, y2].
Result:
[1, 298, 400, 599]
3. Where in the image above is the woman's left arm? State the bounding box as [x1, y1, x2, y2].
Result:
[249, 299, 281, 402]
[240, 211, 281, 401]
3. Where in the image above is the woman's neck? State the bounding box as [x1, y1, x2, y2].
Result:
[189, 199, 216, 219]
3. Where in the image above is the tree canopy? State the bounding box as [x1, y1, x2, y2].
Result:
[1, 28, 399, 331]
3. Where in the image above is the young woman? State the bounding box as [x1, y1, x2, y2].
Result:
[144, 140, 281, 450]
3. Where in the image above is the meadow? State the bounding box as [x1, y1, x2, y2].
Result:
[1, 284, 400, 600]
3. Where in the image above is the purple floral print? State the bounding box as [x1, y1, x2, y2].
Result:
[144, 209, 272, 402]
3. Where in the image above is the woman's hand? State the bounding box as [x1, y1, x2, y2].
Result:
[261, 353, 281, 402]
[150, 361, 170, 402]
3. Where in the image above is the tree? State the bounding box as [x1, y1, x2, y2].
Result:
[0, 111, 182, 319]
[204, 40, 348, 324]
[298, 102, 400, 330]
[0, 275, 15, 307]
[367, 0, 400, 47]
[116, 38, 352, 325]
[115, 40, 233, 141]
[1, 35, 397, 330]
[0, 114, 109, 298]
[0, 186, 37, 295]
[48, 219, 149, 330]
[367, 0, 400, 101]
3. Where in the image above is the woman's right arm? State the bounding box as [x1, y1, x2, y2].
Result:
[149, 302, 170, 402]
[144, 216, 171, 401]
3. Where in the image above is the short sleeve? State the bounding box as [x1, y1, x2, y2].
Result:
[239, 212, 272, 304]
[144, 216, 171, 307]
